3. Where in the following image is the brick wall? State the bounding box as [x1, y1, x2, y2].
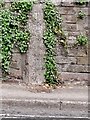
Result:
[1, 0, 89, 85]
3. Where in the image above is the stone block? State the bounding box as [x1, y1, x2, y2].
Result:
[68, 47, 87, 57]
[62, 15, 76, 23]
[61, 72, 88, 81]
[9, 68, 22, 78]
[57, 64, 88, 73]
[35, 0, 62, 5]
[9, 53, 22, 79]
[0, 68, 2, 78]
[86, 30, 89, 36]
[58, 7, 76, 15]
[68, 32, 79, 37]
[51, 0, 62, 6]
[68, 36, 76, 40]
[10, 53, 22, 70]
[55, 44, 68, 56]
[88, 65, 90, 73]
[76, 17, 88, 31]
[76, 56, 88, 65]
[37, 0, 73, 5]
[4, 0, 10, 2]
[88, 8, 90, 16]
[66, 65, 88, 73]
[62, 23, 77, 31]
[10, 62, 19, 70]
[56, 56, 76, 64]
[67, 36, 76, 45]
[61, 1, 75, 7]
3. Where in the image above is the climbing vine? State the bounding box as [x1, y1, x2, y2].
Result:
[75, 0, 88, 5]
[1, 1, 33, 73]
[76, 34, 88, 46]
[77, 10, 86, 19]
[43, 1, 66, 85]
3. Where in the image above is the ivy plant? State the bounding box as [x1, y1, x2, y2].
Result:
[75, 0, 88, 5]
[1, 1, 33, 73]
[76, 34, 88, 46]
[43, 1, 66, 85]
[78, 10, 86, 19]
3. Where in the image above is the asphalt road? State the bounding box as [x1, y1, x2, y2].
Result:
[2, 116, 89, 120]
[1, 99, 88, 117]
[1, 83, 88, 119]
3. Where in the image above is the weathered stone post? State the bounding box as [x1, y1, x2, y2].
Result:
[24, 2, 45, 84]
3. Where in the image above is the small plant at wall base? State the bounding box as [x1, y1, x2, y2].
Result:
[78, 10, 85, 19]
[1, 1, 33, 74]
[76, 34, 88, 46]
[43, 1, 66, 85]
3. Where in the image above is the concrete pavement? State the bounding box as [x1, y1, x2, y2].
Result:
[0, 83, 88, 118]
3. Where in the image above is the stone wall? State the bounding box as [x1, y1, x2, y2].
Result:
[1, 0, 89, 85]
[55, 1, 89, 85]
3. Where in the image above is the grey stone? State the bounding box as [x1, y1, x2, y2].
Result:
[0, 68, 2, 78]
[9, 68, 22, 78]
[56, 56, 76, 64]
[68, 32, 79, 37]
[57, 64, 88, 73]
[61, 14, 77, 23]
[61, 72, 88, 81]
[58, 7, 76, 15]
[76, 56, 88, 65]
[28, 4, 45, 84]
[9, 53, 22, 79]
[68, 47, 87, 57]
[62, 23, 77, 31]
[77, 17, 88, 31]
[60, 1, 75, 7]
[10, 53, 22, 70]
[63, 64, 88, 73]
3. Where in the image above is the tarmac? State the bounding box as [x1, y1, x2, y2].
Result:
[0, 82, 89, 119]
